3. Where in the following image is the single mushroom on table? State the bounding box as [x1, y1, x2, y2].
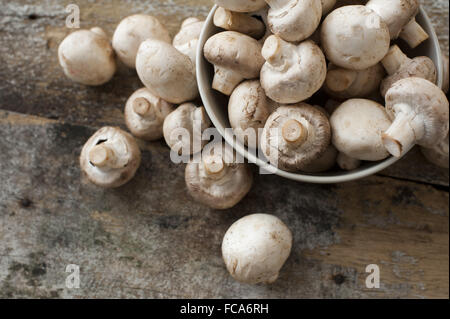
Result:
[204, 31, 265, 96]
[163, 103, 211, 156]
[261, 104, 331, 172]
[173, 17, 205, 66]
[365, 0, 428, 48]
[136, 39, 198, 104]
[214, 7, 266, 39]
[260, 36, 327, 104]
[124, 88, 174, 141]
[380, 45, 436, 97]
[321, 5, 390, 70]
[324, 63, 385, 100]
[185, 146, 253, 210]
[112, 14, 171, 68]
[228, 80, 278, 147]
[382, 77, 449, 158]
[80, 127, 141, 188]
[330, 99, 392, 161]
[58, 27, 116, 86]
[222, 214, 292, 284]
[213, 0, 267, 12]
[266, 0, 322, 43]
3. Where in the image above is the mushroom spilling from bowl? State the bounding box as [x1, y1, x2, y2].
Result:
[200, 0, 449, 178]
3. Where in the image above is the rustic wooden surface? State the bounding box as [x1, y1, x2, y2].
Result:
[0, 0, 448, 299]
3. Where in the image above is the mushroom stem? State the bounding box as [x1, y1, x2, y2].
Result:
[282, 119, 308, 144]
[214, 8, 265, 39]
[132, 97, 153, 117]
[212, 66, 245, 96]
[381, 45, 409, 75]
[89, 144, 117, 168]
[203, 155, 225, 176]
[399, 19, 429, 49]
[326, 68, 357, 92]
[382, 106, 424, 157]
[262, 35, 291, 70]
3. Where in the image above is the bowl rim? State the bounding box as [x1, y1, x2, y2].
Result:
[197, 5, 444, 184]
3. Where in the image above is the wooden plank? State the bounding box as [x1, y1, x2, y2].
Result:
[0, 110, 447, 298]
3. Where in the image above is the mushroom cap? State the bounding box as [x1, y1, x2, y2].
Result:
[260, 37, 327, 104]
[112, 14, 171, 68]
[204, 31, 265, 80]
[173, 18, 204, 66]
[421, 133, 449, 169]
[136, 39, 198, 104]
[385, 77, 449, 148]
[213, 0, 267, 13]
[124, 88, 175, 141]
[380, 56, 437, 97]
[267, 0, 322, 42]
[222, 214, 292, 284]
[301, 144, 338, 173]
[58, 28, 116, 86]
[320, 5, 390, 70]
[261, 104, 331, 172]
[80, 127, 141, 188]
[325, 63, 385, 99]
[366, 0, 419, 39]
[185, 148, 253, 210]
[163, 103, 211, 155]
[337, 152, 361, 171]
[228, 80, 277, 147]
[330, 99, 392, 161]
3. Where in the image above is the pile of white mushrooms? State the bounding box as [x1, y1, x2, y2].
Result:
[57, 0, 449, 285]
[204, 0, 449, 173]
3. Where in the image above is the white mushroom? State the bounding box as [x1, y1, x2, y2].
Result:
[214, 7, 266, 39]
[185, 147, 253, 210]
[266, 0, 322, 43]
[260, 36, 327, 104]
[261, 104, 331, 172]
[382, 77, 449, 157]
[112, 14, 171, 68]
[204, 31, 265, 95]
[228, 80, 277, 147]
[380, 45, 436, 97]
[330, 99, 392, 161]
[124, 88, 175, 141]
[421, 133, 449, 169]
[136, 39, 198, 104]
[222, 214, 292, 284]
[163, 103, 211, 155]
[320, 5, 390, 70]
[80, 127, 141, 188]
[58, 28, 116, 86]
[173, 17, 205, 66]
[213, 0, 267, 13]
[337, 152, 361, 171]
[365, 0, 422, 43]
[324, 63, 385, 99]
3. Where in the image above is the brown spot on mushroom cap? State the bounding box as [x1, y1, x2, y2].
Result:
[261, 103, 331, 172]
[80, 127, 141, 188]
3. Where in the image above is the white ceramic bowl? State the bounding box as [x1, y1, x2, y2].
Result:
[197, 5, 444, 184]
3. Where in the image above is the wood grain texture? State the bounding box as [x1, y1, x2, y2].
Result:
[0, 0, 449, 299]
[0, 110, 447, 299]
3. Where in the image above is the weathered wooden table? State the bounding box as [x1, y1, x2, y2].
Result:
[0, 0, 448, 299]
